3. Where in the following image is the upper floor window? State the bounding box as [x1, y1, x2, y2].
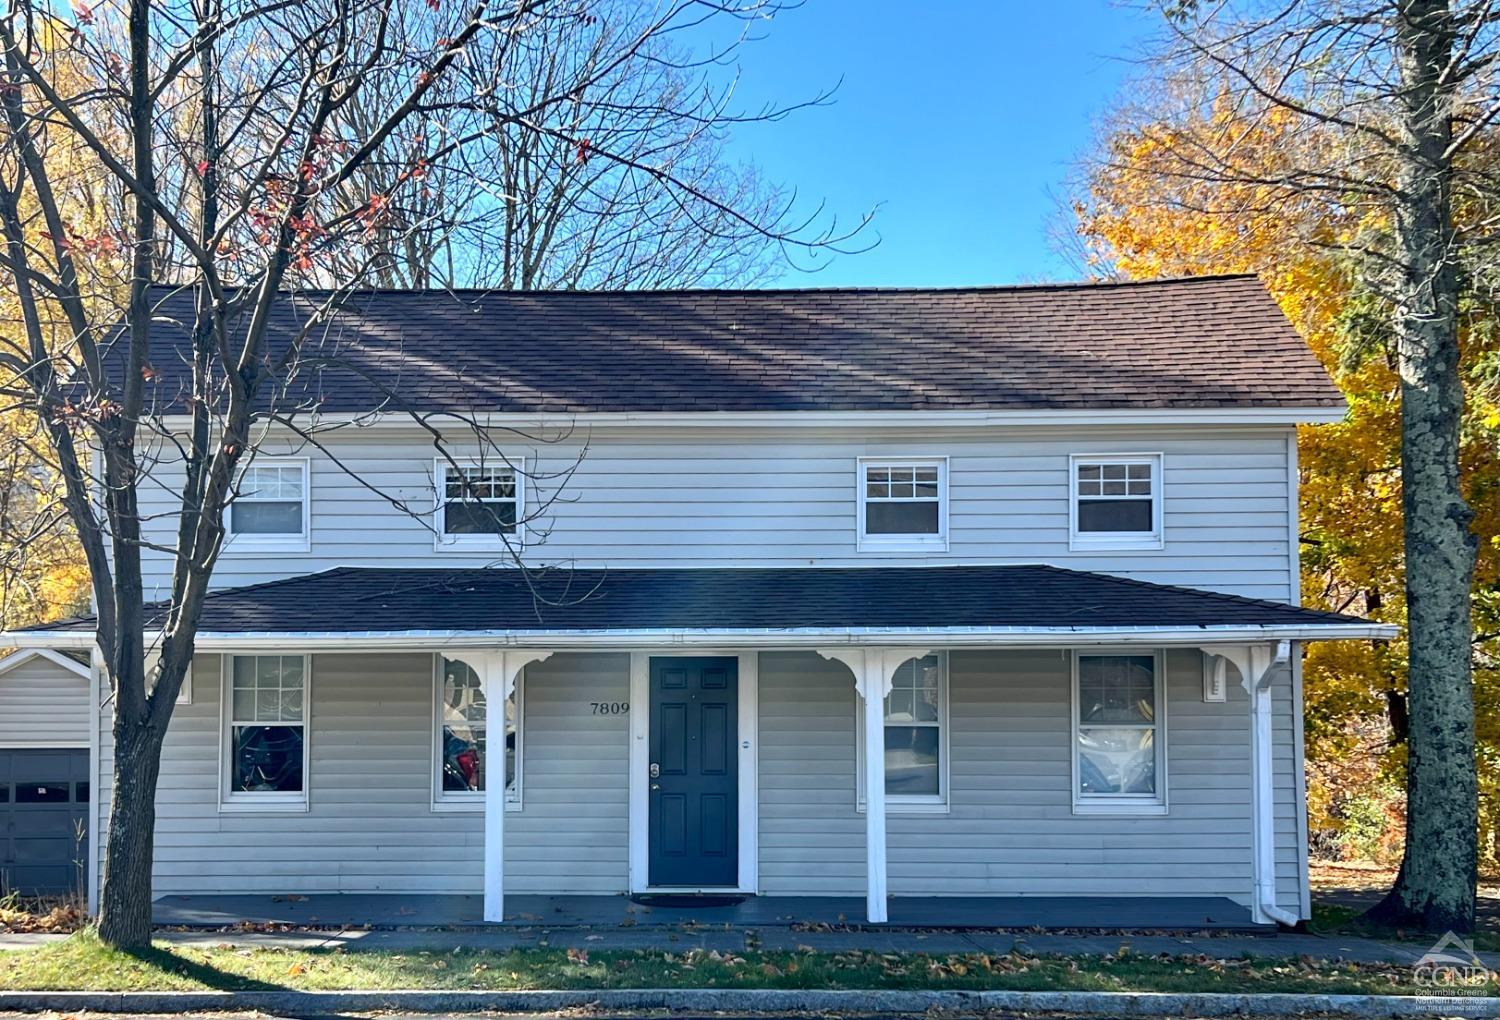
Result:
[1069, 453, 1163, 551]
[1073, 652, 1167, 815]
[435, 459, 524, 551]
[856, 457, 949, 552]
[228, 458, 309, 551]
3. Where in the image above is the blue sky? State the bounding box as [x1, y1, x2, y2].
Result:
[718, 1, 1162, 287]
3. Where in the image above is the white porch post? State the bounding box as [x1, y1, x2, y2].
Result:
[1206, 641, 1292, 926]
[446, 649, 553, 923]
[817, 648, 930, 925]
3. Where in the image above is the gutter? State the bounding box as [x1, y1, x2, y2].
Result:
[0, 622, 1400, 652]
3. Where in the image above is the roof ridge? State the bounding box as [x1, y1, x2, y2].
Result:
[145, 273, 1261, 298]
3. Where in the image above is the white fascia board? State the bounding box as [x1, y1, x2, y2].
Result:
[0, 621, 1397, 652]
[158, 405, 1349, 431]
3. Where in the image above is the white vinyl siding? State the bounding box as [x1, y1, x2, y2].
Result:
[133, 427, 1298, 602]
[0, 655, 90, 747]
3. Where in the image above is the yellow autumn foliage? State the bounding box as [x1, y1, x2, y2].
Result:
[0, 33, 127, 629]
[1077, 97, 1500, 865]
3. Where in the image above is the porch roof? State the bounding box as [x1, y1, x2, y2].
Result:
[9, 564, 1394, 649]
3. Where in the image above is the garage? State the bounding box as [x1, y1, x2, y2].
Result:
[0, 648, 93, 899]
[0, 748, 89, 896]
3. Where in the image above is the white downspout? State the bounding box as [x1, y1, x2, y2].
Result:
[1247, 641, 1298, 927]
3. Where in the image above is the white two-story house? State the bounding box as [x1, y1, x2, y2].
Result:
[0, 274, 1393, 928]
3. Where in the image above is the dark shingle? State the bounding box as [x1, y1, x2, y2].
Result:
[28, 564, 1372, 635]
[133, 275, 1343, 414]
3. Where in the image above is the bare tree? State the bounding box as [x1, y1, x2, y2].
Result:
[0, 0, 859, 949]
[1107, 0, 1495, 931]
[327, 1, 799, 289]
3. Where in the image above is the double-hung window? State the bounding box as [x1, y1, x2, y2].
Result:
[857, 652, 948, 811]
[432, 656, 521, 811]
[222, 655, 309, 811]
[1073, 652, 1166, 814]
[228, 458, 309, 551]
[1069, 453, 1163, 550]
[435, 460, 524, 551]
[857, 457, 948, 552]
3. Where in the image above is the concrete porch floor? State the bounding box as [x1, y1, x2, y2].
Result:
[152, 892, 1261, 931]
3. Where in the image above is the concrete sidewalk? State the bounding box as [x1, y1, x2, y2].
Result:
[4, 923, 1487, 967]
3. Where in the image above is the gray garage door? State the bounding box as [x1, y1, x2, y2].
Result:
[0, 749, 89, 897]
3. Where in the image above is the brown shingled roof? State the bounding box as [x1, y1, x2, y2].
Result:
[139, 273, 1342, 414]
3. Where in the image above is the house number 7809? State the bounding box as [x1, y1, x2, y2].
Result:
[591, 701, 629, 715]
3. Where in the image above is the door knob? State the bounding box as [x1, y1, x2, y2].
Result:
[649, 762, 661, 778]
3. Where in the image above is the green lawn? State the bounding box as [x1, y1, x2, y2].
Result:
[0, 930, 1475, 995]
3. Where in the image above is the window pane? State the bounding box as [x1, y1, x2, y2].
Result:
[1127, 463, 1152, 481]
[231, 725, 303, 793]
[1078, 727, 1155, 796]
[443, 500, 517, 535]
[866, 500, 939, 535]
[885, 725, 939, 796]
[231, 501, 303, 535]
[1079, 655, 1156, 724]
[232, 687, 256, 721]
[16, 783, 69, 803]
[1077, 499, 1154, 533]
[442, 723, 486, 792]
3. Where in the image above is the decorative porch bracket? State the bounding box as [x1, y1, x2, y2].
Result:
[1203, 641, 1292, 926]
[816, 648, 931, 925]
[443, 649, 555, 923]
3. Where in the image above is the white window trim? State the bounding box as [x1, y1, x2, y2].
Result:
[855, 651, 951, 814]
[219, 653, 311, 813]
[430, 654, 523, 813]
[225, 457, 311, 553]
[1068, 453, 1164, 552]
[855, 456, 950, 553]
[433, 457, 527, 553]
[1070, 649, 1168, 816]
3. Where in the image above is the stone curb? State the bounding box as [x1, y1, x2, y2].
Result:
[0, 988, 1497, 1017]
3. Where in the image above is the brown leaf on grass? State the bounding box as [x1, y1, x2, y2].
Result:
[566, 948, 589, 965]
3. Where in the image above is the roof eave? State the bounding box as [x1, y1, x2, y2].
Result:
[155, 404, 1351, 430]
[0, 621, 1398, 652]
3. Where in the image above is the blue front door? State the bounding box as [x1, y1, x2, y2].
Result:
[648, 657, 738, 888]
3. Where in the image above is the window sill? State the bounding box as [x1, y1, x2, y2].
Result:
[433, 537, 524, 554]
[430, 799, 522, 814]
[218, 797, 310, 814]
[856, 537, 949, 554]
[1072, 800, 1168, 816]
[1068, 535, 1163, 552]
[224, 535, 311, 554]
[857, 799, 950, 815]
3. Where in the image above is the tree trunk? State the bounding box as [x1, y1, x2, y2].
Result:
[1367, 0, 1479, 934]
[96, 716, 164, 949]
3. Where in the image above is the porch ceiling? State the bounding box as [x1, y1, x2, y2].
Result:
[9, 564, 1392, 648]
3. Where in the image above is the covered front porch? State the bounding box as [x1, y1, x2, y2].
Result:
[10, 564, 1393, 932]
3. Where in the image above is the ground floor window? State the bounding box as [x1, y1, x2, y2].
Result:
[1072, 651, 1167, 814]
[857, 652, 948, 812]
[433, 655, 521, 811]
[221, 654, 309, 811]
